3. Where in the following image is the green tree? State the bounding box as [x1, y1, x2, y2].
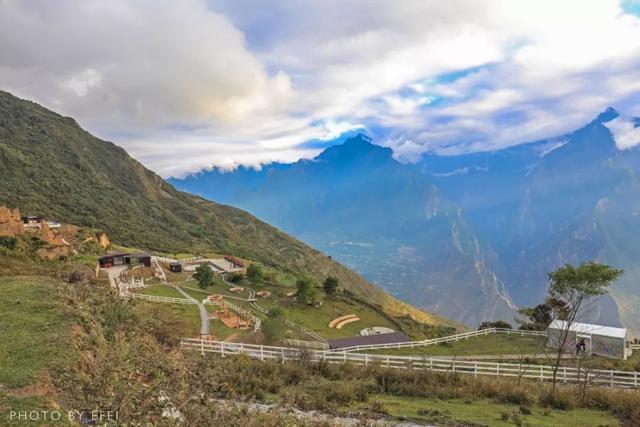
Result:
[193, 264, 214, 290]
[516, 302, 552, 331]
[295, 276, 315, 303]
[322, 276, 339, 297]
[246, 263, 263, 283]
[546, 261, 623, 395]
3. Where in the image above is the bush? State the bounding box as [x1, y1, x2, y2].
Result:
[478, 320, 513, 330]
[228, 272, 244, 284]
[0, 236, 17, 250]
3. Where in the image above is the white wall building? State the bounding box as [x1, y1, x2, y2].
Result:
[547, 319, 631, 360]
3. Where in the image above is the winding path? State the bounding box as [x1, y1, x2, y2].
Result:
[175, 286, 210, 336]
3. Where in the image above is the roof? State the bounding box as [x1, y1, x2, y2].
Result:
[548, 320, 627, 339]
[129, 252, 151, 258]
[99, 252, 130, 258]
[328, 331, 410, 349]
[99, 252, 150, 259]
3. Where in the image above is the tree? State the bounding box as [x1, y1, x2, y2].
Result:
[322, 276, 339, 297]
[516, 302, 552, 331]
[246, 263, 263, 283]
[193, 264, 214, 290]
[295, 276, 316, 304]
[546, 261, 623, 395]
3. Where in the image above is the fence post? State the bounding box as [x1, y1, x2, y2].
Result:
[540, 365, 543, 381]
[260, 346, 264, 361]
[221, 342, 225, 358]
[386, 356, 390, 368]
[563, 367, 567, 383]
[200, 339, 204, 356]
[474, 361, 478, 378]
[635, 372, 638, 388]
[610, 370, 614, 387]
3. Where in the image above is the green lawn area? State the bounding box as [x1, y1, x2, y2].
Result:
[0, 276, 78, 426]
[277, 297, 399, 340]
[135, 301, 202, 337]
[361, 395, 619, 427]
[360, 333, 547, 356]
[0, 277, 76, 389]
[131, 284, 184, 298]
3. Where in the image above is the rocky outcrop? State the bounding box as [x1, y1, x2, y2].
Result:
[0, 206, 23, 237]
[96, 231, 110, 249]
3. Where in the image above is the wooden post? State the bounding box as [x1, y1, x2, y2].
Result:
[610, 370, 614, 387]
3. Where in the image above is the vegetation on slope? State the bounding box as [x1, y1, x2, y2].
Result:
[0, 90, 441, 325]
[0, 265, 633, 426]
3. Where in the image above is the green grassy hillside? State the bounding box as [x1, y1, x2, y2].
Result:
[0, 90, 445, 326]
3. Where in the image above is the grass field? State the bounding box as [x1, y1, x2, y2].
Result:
[0, 276, 78, 426]
[134, 300, 202, 337]
[131, 284, 184, 298]
[0, 277, 76, 389]
[359, 333, 547, 356]
[361, 395, 619, 426]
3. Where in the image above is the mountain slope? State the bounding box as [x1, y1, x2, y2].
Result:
[421, 108, 640, 331]
[172, 135, 517, 326]
[0, 90, 442, 325]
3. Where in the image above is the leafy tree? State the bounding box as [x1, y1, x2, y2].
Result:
[246, 263, 263, 283]
[322, 276, 339, 297]
[516, 302, 552, 331]
[296, 276, 316, 304]
[194, 264, 214, 290]
[546, 261, 623, 395]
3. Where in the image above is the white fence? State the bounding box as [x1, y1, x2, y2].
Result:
[282, 339, 330, 350]
[333, 328, 548, 353]
[181, 339, 640, 388]
[152, 256, 203, 265]
[124, 290, 197, 305]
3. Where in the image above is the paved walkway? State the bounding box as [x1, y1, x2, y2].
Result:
[105, 266, 128, 291]
[175, 286, 210, 336]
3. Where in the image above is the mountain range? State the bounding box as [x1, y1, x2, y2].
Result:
[171, 109, 640, 333]
[0, 90, 440, 325]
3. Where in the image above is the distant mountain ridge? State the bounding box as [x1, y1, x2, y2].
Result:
[0, 90, 444, 326]
[171, 110, 640, 333]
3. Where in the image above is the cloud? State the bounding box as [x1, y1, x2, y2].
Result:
[605, 117, 640, 150]
[1, 0, 640, 176]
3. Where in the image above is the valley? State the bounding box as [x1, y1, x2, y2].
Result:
[172, 112, 640, 334]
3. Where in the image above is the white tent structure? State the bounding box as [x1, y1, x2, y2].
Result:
[547, 320, 631, 360]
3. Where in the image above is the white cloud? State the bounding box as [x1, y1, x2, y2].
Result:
[605, 117, 640, 150]
[1, 0, 640, 175]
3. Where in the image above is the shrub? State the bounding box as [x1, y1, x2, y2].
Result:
[0, 236, 17, 250]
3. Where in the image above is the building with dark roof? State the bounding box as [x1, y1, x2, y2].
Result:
[327, 331, 410, 350]
[98, 252, 151, 268]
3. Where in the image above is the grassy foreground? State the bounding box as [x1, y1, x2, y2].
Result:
[0, 272, 635, 426]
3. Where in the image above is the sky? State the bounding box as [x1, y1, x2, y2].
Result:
[1, 0, 640, 177]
